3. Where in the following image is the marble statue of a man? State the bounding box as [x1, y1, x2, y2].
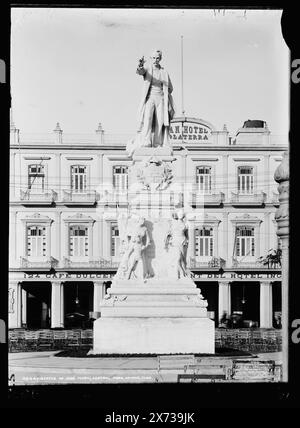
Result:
[136, 49, 175, 148]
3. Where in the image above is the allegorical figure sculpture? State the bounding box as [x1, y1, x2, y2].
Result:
[127, 49, 175, 155]
[116, 214, 150, 280]
[165, 210, 189, 279]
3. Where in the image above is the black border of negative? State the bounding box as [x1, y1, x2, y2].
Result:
[1, 1, 299, 409]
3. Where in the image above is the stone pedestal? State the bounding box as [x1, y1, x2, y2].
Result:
[92, 146, 215, 355]
[92, 278, 215, 354]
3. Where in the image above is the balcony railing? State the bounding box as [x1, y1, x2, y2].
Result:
[189, 257, 226, 269]
[20, 256, 59, 269]
[62, 257, 119, 269]
[231, 258, 265, 268]
[20, 189, 57, 204]
[62, 189, 98, 205]
[99, 190, 129, 205]
[230, 191, 266, 206]
[189, 191, 225, 206]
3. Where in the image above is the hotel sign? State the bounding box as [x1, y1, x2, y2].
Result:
[193, 273, 282, 280]
[23, 272, 115, 279]
[169, 121, 211, 142]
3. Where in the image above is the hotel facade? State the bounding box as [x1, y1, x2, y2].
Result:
[9, 117, 287, 330]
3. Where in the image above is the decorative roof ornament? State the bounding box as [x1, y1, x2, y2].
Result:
[54, 122, 62, 132]
[96, 123, 103, 132]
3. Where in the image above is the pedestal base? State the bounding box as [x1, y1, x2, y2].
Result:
[91, 317, 215, 355]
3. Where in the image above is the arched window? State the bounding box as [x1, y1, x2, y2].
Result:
[195, 227, 214, 257]
[196, 166, 212, 194]
[69, 225, 89, 257]
[113, 165, 128, 191]
[28, 164, 45, 193]
[236, 226, 255, 257]
[238, 166, 254, 195]
[27, 225, 47, 257]
[71, 165, 87, 192]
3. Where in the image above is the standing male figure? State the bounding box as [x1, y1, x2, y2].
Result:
[136, 49, 175, 148]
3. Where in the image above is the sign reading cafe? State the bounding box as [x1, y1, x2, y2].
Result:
[169, 121, 211, 142]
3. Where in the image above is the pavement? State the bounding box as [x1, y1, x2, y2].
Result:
[8, 351, 283, 385]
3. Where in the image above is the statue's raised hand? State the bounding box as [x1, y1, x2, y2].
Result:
[138, 56, 145, 68]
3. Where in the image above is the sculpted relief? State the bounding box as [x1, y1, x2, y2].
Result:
[115, 210, 189, 281]
[116, 213, 152, 280]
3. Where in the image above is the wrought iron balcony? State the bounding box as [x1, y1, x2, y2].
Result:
[19, 189, 57, 204]
[99, 190, 129, 205]
[189, 257, 226, 269]
[62, 189, 98, 205]
[230, 191, 266, 206]
[62, 257, 119, 269]
[20, 256, 59, 269]
[231, 257, 263, 268]
[189, 190, 225, 207]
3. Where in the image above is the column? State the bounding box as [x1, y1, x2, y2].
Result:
[99, 216, 104, 258]
[103, 221, 110, 259]
[21, 288, 27, 327]
[9, 281, 22, 328]
[64, 222, 69, 260]
[23, 221, 27, 258]
[254, 224, 261, 259]
[222, 212, 228, 263]
[264, 212, 271, 254]
[46, 222, 51, 258]
[51, 282, 64, 328]
[260, 282, 273, 328]
[222, 154, 229, 201]
[218, 281, 231, 323]
[93, 281, 106, 315]
[55, 211, 61, 261]
[264, 155, 270, 200]
[55, 153, 61, 200]
[214, 224, 219, 257]
[88, 222, 94, 258]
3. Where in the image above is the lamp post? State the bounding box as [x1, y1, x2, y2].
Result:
[274, 151, 289, 382]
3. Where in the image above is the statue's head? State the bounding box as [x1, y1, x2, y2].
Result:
[138, 216, 145, 226]
[151, 49, 162, 65]
[177, 209, 185, 220]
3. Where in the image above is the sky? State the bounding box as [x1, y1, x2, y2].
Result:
[11, 8, 289, 137]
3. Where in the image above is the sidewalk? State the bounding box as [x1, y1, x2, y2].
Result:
[8, 351, 282, 385]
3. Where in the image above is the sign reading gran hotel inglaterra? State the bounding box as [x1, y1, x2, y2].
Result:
[169, 121, 211, 141]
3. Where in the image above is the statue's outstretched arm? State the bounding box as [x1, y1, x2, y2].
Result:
[136, 66, 146, 75]
[136, 56, 146, 75]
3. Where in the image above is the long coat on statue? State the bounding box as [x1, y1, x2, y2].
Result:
[137, 65, 175, 132]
